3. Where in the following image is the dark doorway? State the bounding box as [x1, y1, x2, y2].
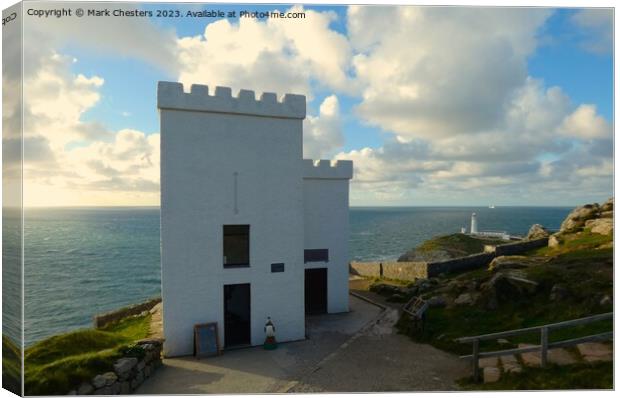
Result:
[224, 283, 251, 347]
[305, 268, 327, 315]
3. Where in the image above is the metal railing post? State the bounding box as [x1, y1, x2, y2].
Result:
[472, 339, 480, 382]
[540, 327, 548, 367]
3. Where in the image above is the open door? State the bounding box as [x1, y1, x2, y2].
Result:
[224, 283, 251, 347]
[305, 268, 327, 315]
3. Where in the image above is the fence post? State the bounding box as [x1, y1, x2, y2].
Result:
[540, 327, 548, 367]
[472, 339, 480, 382]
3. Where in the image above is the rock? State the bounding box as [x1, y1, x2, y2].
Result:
[527, 224, 550, 240]
[478, 357, 498, 368]
[91, 375, 107, 389]
[110, 381, 121, 395]
[454, 293, 475, 306]
[475, 289, 499, 311]
[370, 283, 406, 297]
[547, 348, 578, 365]
[387, 293, 407, 302]
[483, 367, 501, 383]
[136, 370, 144, 383]
[600, 210, 613, 218]
[92, 386, 112, 395]
[519, 344, 541, 367]
[488, 256, 529, 271]
[101, 371, 117, 386]
[77, 382, 94, 395]
[548, 234, 561, 248]
[601, 197, 613, 212]
[481, 272, 538, 303]
[67, 390, 77, 395]
[587, 218, 613, 235]
[600, 295, 612, 306]
[427, 295, 446, 308]
[113, 357, 138, 376]
[500, 355, 522, 373]
[560, 203, 600, 232]
[549, 284, 570, 301]
[497, 339, 510, 345]
[136, 361, 146, 372]
[120, 381, 131, 394]
[577, 342, 613, 362]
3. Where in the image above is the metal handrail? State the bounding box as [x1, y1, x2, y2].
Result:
[456, 312, 613, 382]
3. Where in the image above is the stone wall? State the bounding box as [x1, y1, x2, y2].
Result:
[494, 238, 548, 256]
[349, 262, 382, 278]
[349, 237, 550, 281]
[382, 262, 429, 280]
[69, 338, 163, 395]
[350, 261, 428, 279]
[427, 252, 496, 277]
[94, 297, 161, 329]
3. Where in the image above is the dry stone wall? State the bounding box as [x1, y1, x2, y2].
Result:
[350, 237, 549, 281]
[69, 338, 163, 395]
[94, 297, 162, 329]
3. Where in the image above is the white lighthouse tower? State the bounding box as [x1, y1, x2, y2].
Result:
[470, 213, 478, 234]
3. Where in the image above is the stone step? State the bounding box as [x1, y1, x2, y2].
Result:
[577, 342, 613, 363]
[518, 344, 578, 366]
[500, 354, 522, 374]
[478, 356, 498, 368]
[483, 367, 501, 384]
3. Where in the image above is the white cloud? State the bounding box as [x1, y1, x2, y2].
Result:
[560, 104, 611, 140]
[176, 5, 354, 98]
[24, 2, 179, 73]
[303, 95, 344, 159]
[571, 9, 613, 54]
[17, 49, 159, 206]
[349, 7, 552, 140]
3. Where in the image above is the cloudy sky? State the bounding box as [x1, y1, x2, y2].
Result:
[3, 2, 613, 206]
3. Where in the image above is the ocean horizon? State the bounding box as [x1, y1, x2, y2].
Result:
[4, 205, 574, 345]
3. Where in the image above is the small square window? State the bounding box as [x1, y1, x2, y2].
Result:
[223, 225, 249, 267]
[304, 249, 329, 263]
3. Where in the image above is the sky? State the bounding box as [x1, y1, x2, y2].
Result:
[2, 2, 614, 207]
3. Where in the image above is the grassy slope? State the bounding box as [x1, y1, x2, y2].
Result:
[24, 314, 151, 395]
[393, 229, 613, 389]
[401, 233, 506, 261]
[2, 335, 22, 395]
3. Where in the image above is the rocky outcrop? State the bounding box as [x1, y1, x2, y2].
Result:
[586, 218, 613, 235]
[559, 198, 613, 233]
[526, 224, 549, 240]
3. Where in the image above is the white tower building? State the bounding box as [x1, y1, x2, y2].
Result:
[470, 213, 478, 234]
[158, 81, 352, 356]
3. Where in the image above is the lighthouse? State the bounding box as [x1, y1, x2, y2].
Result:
[470, 213, 478, 234]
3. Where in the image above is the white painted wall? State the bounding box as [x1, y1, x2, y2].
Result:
[160, 83, 306, 356]
[159, 82, 352, 357]
[303, 160, 353, 313]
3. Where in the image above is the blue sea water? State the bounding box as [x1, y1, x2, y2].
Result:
[4, 206, 572, 346]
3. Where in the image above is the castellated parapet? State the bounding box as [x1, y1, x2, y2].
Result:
[303, 159, 353, 180]
[157, 81, 306, 119]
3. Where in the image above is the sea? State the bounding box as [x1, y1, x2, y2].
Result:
[2, 206, 572, 346]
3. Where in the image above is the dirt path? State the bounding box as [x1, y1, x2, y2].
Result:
[148, 302, 163, 339]
[289, 308, 469, 392]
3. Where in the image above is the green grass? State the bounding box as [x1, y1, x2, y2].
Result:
[2, 335, 22, 395]
[458, 361, 613, 390]
[396, 227, 613, 389]
[24, 314, 151, 395]
[401, 233, 506, 260]
[532, 228, 612, 257]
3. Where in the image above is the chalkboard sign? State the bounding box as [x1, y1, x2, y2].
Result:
[194, 322, 221, 358]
